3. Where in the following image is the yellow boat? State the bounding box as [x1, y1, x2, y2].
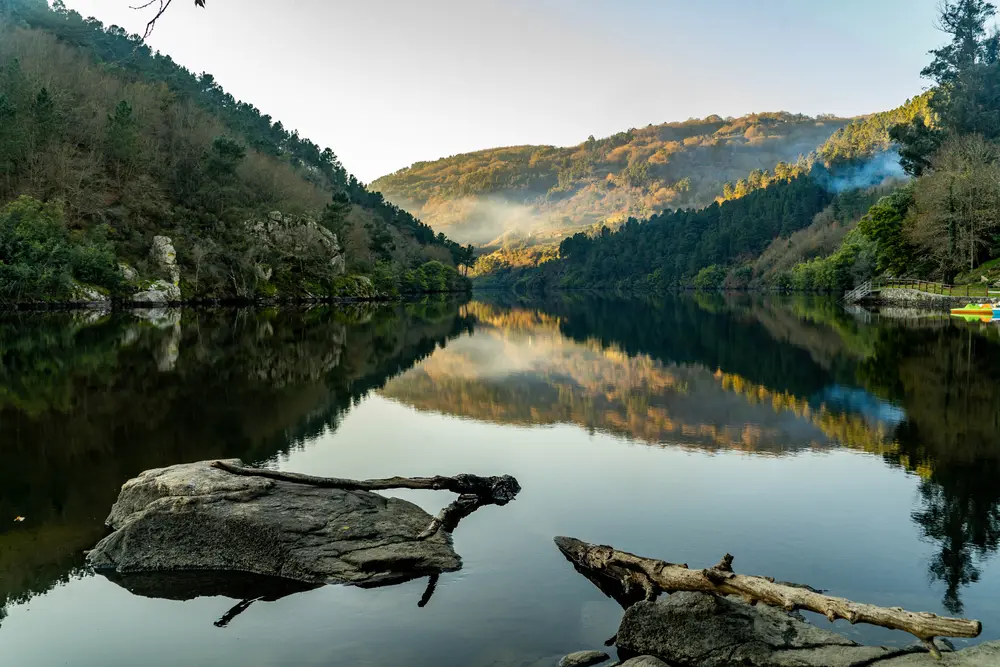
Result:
[950, 303, 995, 317]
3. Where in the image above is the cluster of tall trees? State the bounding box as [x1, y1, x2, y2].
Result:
[789, 0, 1000, 287]
[0, 0, 472, 301]
[873, 0, 1000, 279]
[719, 159, 811, 202]
[504, 173, 833, 291]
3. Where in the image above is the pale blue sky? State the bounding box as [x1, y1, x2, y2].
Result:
[64, 0, 960, 182]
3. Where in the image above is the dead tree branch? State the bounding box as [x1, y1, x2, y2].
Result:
[211, 461, 520, 540]
[417, 494, 485, 540]
[132, 0, 206, 40]
[211, 460, 519, 501]
[555, 536, 981, 659]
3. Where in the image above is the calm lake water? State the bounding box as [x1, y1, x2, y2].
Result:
[2, 294, 1000, 666]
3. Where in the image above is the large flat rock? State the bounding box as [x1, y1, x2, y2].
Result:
[87, 459, 461, 585]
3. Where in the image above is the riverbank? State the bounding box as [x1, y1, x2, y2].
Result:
[0, 289, 472, 312]
[1, 229, 471, 310]
[860, 287, 993, 310]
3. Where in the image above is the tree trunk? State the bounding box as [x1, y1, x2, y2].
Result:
[555, 536, 981, 659]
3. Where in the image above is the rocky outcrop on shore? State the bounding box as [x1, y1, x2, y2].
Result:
[131, 236, 182, 305]
[244, 210, 347, 283]
[87, 459, 462, 585]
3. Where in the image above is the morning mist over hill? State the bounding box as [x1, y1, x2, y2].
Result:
[371, 110, 916, 248]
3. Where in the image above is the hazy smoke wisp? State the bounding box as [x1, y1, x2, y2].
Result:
[819, 151, 907, 193]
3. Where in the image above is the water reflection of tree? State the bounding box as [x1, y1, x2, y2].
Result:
[867, 325, 1000, 614]
[479, 294, 1000, 615]
[911, 463, 1000, 614]
[0, 299, 472, 626]
[489, 293, 839, 397]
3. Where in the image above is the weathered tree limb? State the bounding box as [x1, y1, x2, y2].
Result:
[417, 493, 485, 540]
[211, 461, 520, 540]
[132, 0, 206, 39]
[555, 536, 981, 659]
[211, 461, 520, 503]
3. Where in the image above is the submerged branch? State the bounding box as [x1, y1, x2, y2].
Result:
[555, 536, 981, 658]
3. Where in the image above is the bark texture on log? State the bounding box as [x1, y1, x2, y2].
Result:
[555, 536, 981, 658]
[210, 461, 519, 540]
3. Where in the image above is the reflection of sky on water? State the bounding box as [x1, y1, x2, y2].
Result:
[813, 385, 906, 428]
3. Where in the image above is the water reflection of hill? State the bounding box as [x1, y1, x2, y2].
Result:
[0, 301, 472, 625]
[389, 295, 1000, 614]
[476, 295, 858, 398]
[384, 300, 900, 456]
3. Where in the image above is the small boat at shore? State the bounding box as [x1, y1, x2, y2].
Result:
[950, 303, 996, 316]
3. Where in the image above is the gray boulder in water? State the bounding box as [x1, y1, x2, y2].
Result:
[87, 459, 462, 585]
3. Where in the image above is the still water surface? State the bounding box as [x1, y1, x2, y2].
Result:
[2, 294, 999, 666]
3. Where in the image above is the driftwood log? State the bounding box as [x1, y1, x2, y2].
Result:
[555, 536, 982, 659]
[210, 461, 520, 540]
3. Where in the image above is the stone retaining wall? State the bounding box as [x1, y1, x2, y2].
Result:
[863, 288, 987, 309]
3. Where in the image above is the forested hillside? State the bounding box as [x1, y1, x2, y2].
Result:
[772, 0, 1000, 292]
[468, 97, 925, 282]
[372, 113, 852, 245]
[492, 0, 1000, 295]
[482, 173, 836, 291]
[0, 0, 472, 303]
[816, 94, 932, 164]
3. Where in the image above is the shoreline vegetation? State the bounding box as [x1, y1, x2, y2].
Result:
[0, 290, 474, 311]
[472, 284, 995, 314]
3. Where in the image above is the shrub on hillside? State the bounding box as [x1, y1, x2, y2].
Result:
[401, 261, 469, 294]
[0, 196, 121, 302]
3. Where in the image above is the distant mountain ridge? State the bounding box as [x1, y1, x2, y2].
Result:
[372, 112, 856, 245]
